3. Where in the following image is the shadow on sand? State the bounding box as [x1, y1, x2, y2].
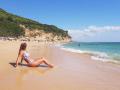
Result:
[9, 62, 48, 68]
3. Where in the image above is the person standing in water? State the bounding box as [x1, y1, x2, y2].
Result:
[78, 43, 80, 46]
[15, 43, 53, 68]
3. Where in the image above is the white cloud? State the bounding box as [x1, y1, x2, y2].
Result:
[68, 26, 120, 42]
[86, 26, 120, 32]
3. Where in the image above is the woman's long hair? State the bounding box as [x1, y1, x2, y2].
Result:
[18, 43, 27, 63]
[18, 43, 27, 54]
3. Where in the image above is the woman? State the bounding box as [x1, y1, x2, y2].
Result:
[15, 43, 53, 68]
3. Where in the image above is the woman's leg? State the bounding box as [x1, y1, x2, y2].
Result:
[29, 57, 53, 68]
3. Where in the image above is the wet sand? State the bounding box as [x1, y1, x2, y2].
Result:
[0, 41, 120, 90]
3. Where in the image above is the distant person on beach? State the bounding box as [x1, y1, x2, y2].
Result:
[15, 43, 53, 68]
[78, 43, 80, 46]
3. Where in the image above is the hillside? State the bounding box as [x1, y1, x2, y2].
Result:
[0, 8, 71, 42]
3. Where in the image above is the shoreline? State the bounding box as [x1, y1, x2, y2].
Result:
[0, 40, 120, 65]
[60, 43, 120, 65]
[1, 40, 120, 65]
[0, 41, 120, 90]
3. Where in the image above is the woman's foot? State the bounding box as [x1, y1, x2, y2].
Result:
[48, 64, 54, 68]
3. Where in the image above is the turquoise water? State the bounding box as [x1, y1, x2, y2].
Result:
[62, 42, 120, 62]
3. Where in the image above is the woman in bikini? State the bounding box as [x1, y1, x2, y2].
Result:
[15, 43, 53, 68]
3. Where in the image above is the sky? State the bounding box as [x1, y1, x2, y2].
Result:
[0, 0, 120, 42]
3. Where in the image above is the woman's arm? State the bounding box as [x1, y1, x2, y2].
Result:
[15, 51, 23, 67]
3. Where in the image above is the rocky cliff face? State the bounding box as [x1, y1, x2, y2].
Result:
[20, 25, 71, 42]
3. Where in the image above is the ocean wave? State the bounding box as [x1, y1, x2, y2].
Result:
[87, 51, 110, 61]
[91, 56, 120, 64]
[60, 46, 120, 63]
[61, 47, 85, 53]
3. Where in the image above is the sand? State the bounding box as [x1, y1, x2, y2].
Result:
[0, 41, 120, 90]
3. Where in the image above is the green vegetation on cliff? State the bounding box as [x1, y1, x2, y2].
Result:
[0, 8, 71, 38]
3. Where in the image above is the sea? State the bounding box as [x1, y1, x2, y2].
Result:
[60, 42, 120, 63]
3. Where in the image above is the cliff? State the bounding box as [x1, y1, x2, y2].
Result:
[0, 8, 71, 42]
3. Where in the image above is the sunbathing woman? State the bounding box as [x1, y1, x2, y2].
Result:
[15, 43, 53, 68]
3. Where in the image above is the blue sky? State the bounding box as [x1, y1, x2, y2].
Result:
[0, 0, 120, 42]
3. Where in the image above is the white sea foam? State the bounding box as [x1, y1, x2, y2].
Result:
[60, 46, 115, 62]
[87, 51, 110, 61]
[91, 56, 111, 62]
[61, 47, 85, 53]
[91, 55, 120, 64]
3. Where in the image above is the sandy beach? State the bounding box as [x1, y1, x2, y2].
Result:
[0, 41, 120, 90]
